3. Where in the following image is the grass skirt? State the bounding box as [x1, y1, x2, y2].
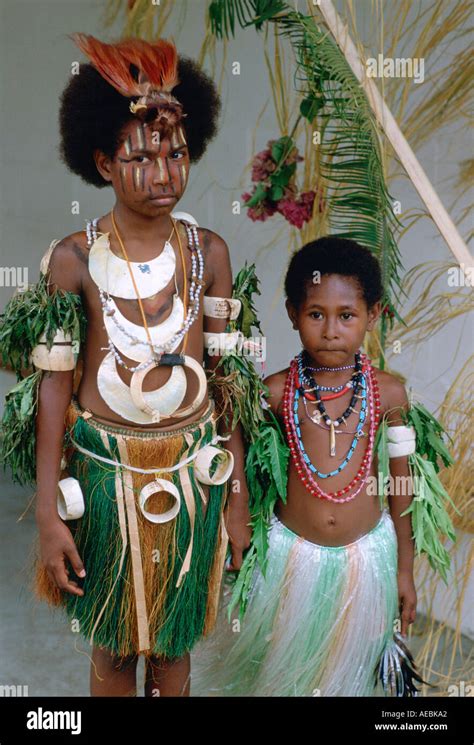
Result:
[195, 509, 409, 696]
[33, 397, 229, 660]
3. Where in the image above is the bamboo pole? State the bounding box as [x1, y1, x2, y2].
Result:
[315, 0, 473, 275]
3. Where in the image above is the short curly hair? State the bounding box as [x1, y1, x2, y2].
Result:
[284, 236, 383, 310]
[59, 56, 221, 187]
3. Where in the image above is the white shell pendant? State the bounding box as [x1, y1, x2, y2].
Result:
[103, 293, 185, 363]
[89, 232, 176, 299]
[130, 355, 208, 423]
[97, 352, 187, 424]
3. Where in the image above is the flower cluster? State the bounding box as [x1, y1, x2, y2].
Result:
[242, 137, 323, 228]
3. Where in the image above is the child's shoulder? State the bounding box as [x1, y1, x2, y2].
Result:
[372, 367, 409, 425]
[263, 368, 290, 419]
[42, 229, 89, 294]
[194, 226, 232, 289]
[196, 226, 229, 259]
[47, 229, 89, 262]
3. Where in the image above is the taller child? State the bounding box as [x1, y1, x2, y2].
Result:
[32, 35, 251, 696]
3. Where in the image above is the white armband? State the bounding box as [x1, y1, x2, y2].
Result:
[387, 425, 416, 458]
[194, 444, 234, 486]
[57, 477, 85, 520]
[31, 329, 78, 371]
[203, 296, 242, 321]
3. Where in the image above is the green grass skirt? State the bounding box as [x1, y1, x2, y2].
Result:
[34, 397, 229, 660]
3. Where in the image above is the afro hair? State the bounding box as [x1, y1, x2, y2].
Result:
[59, 55, 221, 188]
[284, 236, 383, 310]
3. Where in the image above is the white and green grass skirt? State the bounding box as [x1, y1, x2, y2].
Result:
[193, 508, 425, 696]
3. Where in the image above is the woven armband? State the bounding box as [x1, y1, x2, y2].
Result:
[387, 424, 416, 458]
[203, 296, 242, 321]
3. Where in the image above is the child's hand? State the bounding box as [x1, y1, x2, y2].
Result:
[224, 496, 252, 571]
[38, 517, 86, 597]
[397, 569, 417, 636]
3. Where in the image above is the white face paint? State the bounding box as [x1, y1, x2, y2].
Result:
[114, 120, 190, 210]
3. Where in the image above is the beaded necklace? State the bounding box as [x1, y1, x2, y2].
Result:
[282, 352, 381, 502]
[292, 375, 367, 474]
[297, 350, 365, 455]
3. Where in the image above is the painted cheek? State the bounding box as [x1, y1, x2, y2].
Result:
[179, 162, 189, 191]
[119, 164, 128, 193]
[167, 157, 186, 194]
[132, 164, 146, 191]
[117, 160, 146, 194]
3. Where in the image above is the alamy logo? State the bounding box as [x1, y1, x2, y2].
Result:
[366, 55, 425, 84]
[26, 707, 82, 735]
[0, 266, 29, 291]
[0, 684, 28, 696]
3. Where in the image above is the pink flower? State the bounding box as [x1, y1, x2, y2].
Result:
[277, 191, 317, 229]
[251, 148, 275, 182]
[242, 191, 278, 222]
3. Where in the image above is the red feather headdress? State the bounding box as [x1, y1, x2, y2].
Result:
[70, 34, 186, 130]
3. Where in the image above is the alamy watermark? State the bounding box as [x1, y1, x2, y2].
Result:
[206, 333, 267, 361]
[0, 266, 29, 291]
[0, 684, 29, 696]
[366, 55, 425, 84]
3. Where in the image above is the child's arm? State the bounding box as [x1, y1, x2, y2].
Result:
[262, 371, 285, 422]
[385, 377, 417, 637]
[202, 230, 251, 570]
[35, 238, 86, 597]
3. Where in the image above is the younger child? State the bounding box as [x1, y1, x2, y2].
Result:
[206, 237, 427, 697]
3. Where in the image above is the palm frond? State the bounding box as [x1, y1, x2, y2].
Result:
[208, 4, 406, 344]
[275, 12, 406, 317]
[209, 0, 287, 38]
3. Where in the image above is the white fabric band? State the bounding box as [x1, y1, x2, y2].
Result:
[203, 296, 242, 321]
[387, 425, 416, 458]
[57, 477, 85, 520]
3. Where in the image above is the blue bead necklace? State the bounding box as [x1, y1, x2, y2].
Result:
[294, 350, 367, 472]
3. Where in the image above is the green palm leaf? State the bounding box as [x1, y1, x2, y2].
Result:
[275, 11, 405, 313]
[208, 2, 408, 356]
[209, 0, 286, 37]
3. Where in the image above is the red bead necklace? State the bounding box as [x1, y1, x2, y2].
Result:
[283, 353, 381, 502]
